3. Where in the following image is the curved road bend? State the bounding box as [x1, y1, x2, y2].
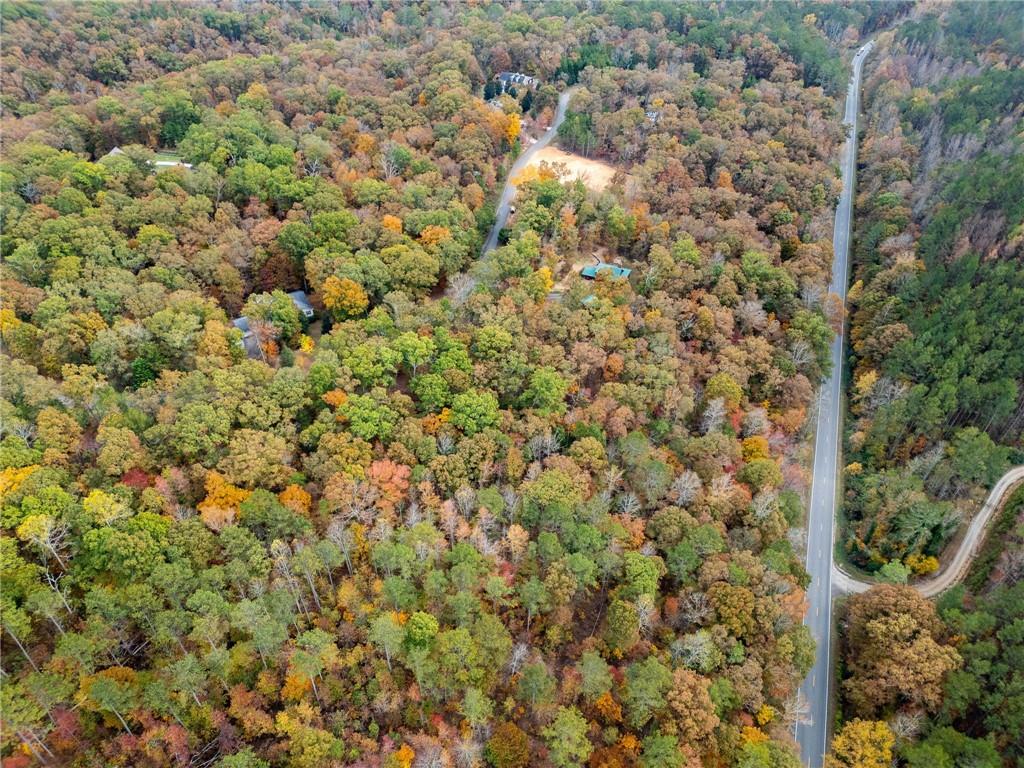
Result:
[833, 465, 1024, 598]
[482, 87, 579, 254]
[796, 40, 873, 768]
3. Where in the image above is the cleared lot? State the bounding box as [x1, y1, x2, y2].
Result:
[516, 146, 620, 193]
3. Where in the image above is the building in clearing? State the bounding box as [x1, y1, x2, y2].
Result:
[496, 72, 539, 91]
[580, 263, 632, 280]
[233, 290, 314, 360]
[232, 317, 262, 359]
[153, 159, 193, 169]
[101, 146, 192, 169]
[287, 290, 315, 319]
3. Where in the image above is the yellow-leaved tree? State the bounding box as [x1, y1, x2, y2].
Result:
[322, 275, 369, 318]
[505, 112, 521, 145]
[825, 719, 894, 768]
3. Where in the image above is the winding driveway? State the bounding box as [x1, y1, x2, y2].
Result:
[482, 87, 579, 254]
[833, 465, 1024, 597]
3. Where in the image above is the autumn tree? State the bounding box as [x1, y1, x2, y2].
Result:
[825, 720, 894, 768]
[841, 586, 961, 716]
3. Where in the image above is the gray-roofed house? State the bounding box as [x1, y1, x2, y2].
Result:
[287, 290, 315, 319]
[232, 316, 263, 360]
[496, 72, 539, 92]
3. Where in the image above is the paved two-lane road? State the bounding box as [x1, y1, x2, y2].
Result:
[795, 40, 873, 768]
[482, 87, 578, 254]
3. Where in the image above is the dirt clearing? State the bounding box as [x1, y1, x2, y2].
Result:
[516, 146, 620, 193]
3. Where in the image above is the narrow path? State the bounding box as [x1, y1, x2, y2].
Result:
[795, 40, 873, 768]
[833, 465, 1024, 597]
[481, 87, 579, 254]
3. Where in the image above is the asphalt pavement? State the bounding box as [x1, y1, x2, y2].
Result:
[795, 40, 873, 768]
[481, 87, 578, 254]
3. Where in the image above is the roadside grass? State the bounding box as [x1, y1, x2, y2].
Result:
[964, 484, 1024, 592]
[831, 593, 850, 732]
[832, 344, 881, 583]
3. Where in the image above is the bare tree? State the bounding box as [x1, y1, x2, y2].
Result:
[787, 526, 807, 551]
[678, 590, 711, 628]
[500, 488, 521, 523]
[909, 442, 946, 480]
[640, 263, 662, 293]
[617, 492, 641, 516]
[507, 642, 530, 676]
[437, 433, 456, 456]
[782, 691, 812, 729]
[750, 490, 778, 522]
[411, 737, 450, 768]
[800, 282, 825, 308]
[742, 407, 769, 437]
[889, 710, 924, 741]
[671, 630, 717, 670]
[636, 594, 658, 638]
[701, 397, 726, 434]
[736, 298, 768, 331]
[43, 570, 74, 615]
[379, 141, 401, 179]
[445, 273, 476, 306]
[998, 548, 1024, 587]
[528, 431, 560, 460]
[710, 473, 735, 497]
[271, 540, 310, 621]
[789, 340, 814, 372]
[678, 315, 696, 338]
[21, 516, 70, 569]
[326, 518, 355, 573]
[454, 486, 477, 518]
[670, 470, 702, 505]
[453, 738, 482, 768]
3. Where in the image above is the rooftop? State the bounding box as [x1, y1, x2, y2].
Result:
[287, 290, 315, 317]
[496, 72, 539, 89]
[581, 263, 632, 280]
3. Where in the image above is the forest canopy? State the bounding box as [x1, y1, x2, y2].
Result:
[841, 1, 1023, 575]
[2, 2, 1018, 768]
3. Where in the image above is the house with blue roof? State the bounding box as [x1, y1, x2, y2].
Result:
[580, 263, 632, 280]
